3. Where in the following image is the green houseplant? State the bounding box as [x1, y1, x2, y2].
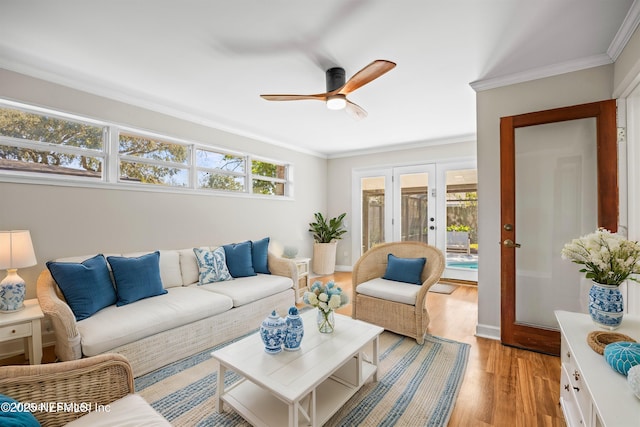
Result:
[309, 212, 347, 275]
[309, 212, 347, 243]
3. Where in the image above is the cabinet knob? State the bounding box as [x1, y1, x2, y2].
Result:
[11, 329, 16, 334]
[566, 351, 571, 358]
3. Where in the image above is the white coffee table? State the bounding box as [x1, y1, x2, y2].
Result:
[212, 310, 383, 427]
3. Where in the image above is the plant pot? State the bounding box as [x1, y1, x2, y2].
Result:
[312, 242, 337, 275]
[588, 281, 624, 330]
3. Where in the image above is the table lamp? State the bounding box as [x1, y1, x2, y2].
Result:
[0, 230, 37, 312]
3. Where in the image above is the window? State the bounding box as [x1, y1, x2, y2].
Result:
[0, 106, 106, 178]
[196, 148, 245, 192]
[118, 133, 190, 187]
[251, 159, 287, 196]
[0, 101, 292, 198]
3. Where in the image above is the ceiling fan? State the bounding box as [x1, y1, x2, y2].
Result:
[260, 59, 396, 120]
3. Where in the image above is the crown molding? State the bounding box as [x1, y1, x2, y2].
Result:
[327, 133, 476, 159]
[608, 0, 640, 60]
[469, 54, 613, 92]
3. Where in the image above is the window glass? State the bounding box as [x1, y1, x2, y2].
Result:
[252, 160, 285, 179]
[119, 133, 188, 164]
[120, 160, 189, 187]
[198, 171, 245, 191]
[0, 107, 104, 149]
[196, 149, 244, 172]
[0, 144, 103, 178]
[252, 179, 285, 196]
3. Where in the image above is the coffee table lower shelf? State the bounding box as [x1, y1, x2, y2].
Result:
[221, 361, 377, 427]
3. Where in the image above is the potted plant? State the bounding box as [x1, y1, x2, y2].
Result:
[309, 212, 346, 275]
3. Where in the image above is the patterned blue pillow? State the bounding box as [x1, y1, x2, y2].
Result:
[193, 247, 233, 284]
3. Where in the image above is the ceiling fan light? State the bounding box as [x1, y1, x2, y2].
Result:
[326, 95, 346, 110]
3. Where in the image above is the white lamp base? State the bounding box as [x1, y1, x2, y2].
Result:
[0, 269, 26, 313]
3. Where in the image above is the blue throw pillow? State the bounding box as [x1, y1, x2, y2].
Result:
[0, 394, 41, 426]
[193, 247, 233, 284]
[223, 241, 256, 278]
[107, 251, 167, 306]
[382, 253, 426, 285]
[252, 237, 271, 274]
[46, 254, 116, 321]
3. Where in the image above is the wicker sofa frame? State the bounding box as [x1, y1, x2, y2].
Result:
[37, 252, 297, 377]
[351, 241, 445, 344]
[0, 354, 134, 426]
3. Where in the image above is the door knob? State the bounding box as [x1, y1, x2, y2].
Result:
[503, 239, 521, 248]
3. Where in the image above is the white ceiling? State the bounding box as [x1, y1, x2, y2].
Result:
[0, 1, 637, 157]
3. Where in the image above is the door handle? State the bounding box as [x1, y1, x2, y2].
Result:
[503, 239, 521, 248]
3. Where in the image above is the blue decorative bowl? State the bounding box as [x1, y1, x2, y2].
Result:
[604, 342, 640, 376]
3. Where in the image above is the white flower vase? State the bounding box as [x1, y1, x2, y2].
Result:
[588, 281, 624, 330]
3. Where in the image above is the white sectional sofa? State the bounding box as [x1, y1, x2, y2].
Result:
[37, 241, 298, 377]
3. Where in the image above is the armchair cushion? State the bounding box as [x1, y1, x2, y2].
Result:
[356, 278, 419, 305]
[46, 254, 117, 321]
[382, 254, 426, 285]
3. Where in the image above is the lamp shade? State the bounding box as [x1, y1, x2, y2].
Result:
[0, 230, 37, 269]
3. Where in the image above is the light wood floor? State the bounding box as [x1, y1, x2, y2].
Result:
[2, 273, 565, 426]
[326, 272, 566, 427]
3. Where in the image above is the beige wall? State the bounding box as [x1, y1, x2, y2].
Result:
[475, 64, 614, 338]
[0, 69, 327, 298]
[327, 140, 476, 267]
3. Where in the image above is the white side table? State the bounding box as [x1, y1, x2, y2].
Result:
[0, 299, 44, 364]
[293, 258, 310, 303]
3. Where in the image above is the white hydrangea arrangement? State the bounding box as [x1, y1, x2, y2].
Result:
[561, 228, 640, 285]
[303, 280, 349, 312]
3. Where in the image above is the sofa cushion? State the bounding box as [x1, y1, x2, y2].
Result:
[65, 394, 170, 427]
[382, 253, 426, 285]
[178, 248, 200, 286]
[223, 241, 256, 278]
[251, 237, 271, 274]
[122, 250, 182, 288]
[107, 252, 168, 306]
[194, 274, 292, 307]
[356, 277, 419, 305]
[193, 247, 232, 284]
[46, 254, 117, 321]
[77, 287, 233, 356]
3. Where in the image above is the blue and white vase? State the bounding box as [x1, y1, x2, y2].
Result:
[588, 281, 624, 330]
[0, 271, 26, 312]
[260, 310, 286, 354]
[284, 306, 304, 351]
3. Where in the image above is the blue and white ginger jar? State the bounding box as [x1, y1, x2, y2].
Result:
[284, 306, 304, 351]
[260, 310, 286, 354]
[588, 281, 624, 330]
[0, 279, 25, 312]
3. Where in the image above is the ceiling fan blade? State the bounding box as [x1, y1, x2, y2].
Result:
[338, 60, 396, 95]
[260, 93, 328, 101]
[345, 99, 367, 120]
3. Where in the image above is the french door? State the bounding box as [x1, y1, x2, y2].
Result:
[354, 162, 478, 281]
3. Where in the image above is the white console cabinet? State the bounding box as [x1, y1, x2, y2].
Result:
[555, 310, 640, 427]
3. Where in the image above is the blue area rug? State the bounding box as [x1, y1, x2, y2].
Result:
[136, 331, 469, 426]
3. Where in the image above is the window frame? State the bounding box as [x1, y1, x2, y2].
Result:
[0, 100, 293, 199]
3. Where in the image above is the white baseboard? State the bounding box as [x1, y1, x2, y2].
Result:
[335, 264, 353, 272]
[475, 323, 500, 341]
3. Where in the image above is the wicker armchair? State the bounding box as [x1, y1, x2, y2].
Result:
[0, 353, 168, 426]
[352, 241, 445, 344]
